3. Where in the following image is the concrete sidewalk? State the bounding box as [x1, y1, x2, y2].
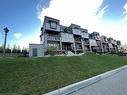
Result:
[44, 65, 127, 95]
[76, 67, 127, 95]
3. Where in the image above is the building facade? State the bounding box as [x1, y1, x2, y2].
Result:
[29, 16, 122, 57]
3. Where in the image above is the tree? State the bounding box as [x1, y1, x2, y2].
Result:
[16, 45, 21, 53]
[21, 47, 28, 57]
[0, 46, 3, 53]
[12, 44, 17, 53]
[47, 46, 57, 56]
[5, 44, 11, 53]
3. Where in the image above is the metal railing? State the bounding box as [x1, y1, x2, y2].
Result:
[47, 36, 60, 41]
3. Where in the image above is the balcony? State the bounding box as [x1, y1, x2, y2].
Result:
[47, 36, 60, 41]
[89, 39, 97, 46]
[95, 36, 100, 40]
[108, 43, 113, 48]
[111, 40, 114, 44]
[82, 32, 89, 38]
[45, 23, 60, 32]
[61, 33, 74, 43]
[103, 39, 108, 43]
[72, 29, 82, 35]
[75, 44, 82, 51]
[96, 40, 101, 46]
[84, 40, 89, 45]
[74, 38, 81, 43]
[117, 41, 121, 45]
[101, 37, 108, 43]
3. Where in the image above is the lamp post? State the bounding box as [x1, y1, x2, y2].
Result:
[3, 27, 9, 56]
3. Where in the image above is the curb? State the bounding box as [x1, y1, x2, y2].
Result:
[43, 65, 127, 95]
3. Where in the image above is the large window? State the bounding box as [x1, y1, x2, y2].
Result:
[50, 21, 57, 29]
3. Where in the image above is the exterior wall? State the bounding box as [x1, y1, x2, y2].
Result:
[40, 34, 44, 44]
[29, 44, 44, 57]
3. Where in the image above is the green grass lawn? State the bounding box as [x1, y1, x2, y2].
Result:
[0, 54, 127, 95]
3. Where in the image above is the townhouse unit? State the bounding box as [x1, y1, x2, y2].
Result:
[29, 16, 122, 57]
[100, 36, 109, 53]
[89, 32, 103, 53]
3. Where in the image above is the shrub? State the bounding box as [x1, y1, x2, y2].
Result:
[47, 46, 57, 56]
[21, 49, 28, 57]
[0, 46, 3, 53]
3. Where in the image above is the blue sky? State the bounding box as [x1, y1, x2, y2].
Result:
[97, 0, 127, 22]
[0, 0, 127, 48]
[0, 0, 50, 48]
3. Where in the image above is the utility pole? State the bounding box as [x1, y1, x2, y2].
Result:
[3, 27, 9, 57]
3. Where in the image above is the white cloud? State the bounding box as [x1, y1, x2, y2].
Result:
[96, 6, 108, 19]
[122, 3, 127, 22]
[37, 0, 127, 45]
[14, 31, 40, 49]
[14, 32, 22, 39]
[12, 27, 41, 49]
[95, 23, 127, 44]
[37, 0, 104, 28]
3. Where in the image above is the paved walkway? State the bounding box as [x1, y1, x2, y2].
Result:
[72, 68, 127, 95]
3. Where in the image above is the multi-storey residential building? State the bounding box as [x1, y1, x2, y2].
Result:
[29, 16, 122, 57]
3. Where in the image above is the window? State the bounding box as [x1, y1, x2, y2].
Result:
[50, 21, 57, 29]
[48, 43, 59, 50]
[33, 48, 37, 56]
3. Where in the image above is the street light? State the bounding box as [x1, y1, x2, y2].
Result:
[3, 27, 9, 56]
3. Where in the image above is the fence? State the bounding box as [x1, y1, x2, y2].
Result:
[0, 53, 25, 57]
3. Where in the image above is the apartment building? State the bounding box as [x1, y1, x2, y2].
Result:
[29, 16, 122, 57]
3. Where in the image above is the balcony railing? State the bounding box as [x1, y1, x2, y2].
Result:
[89, 39, 97, 46]
[84, 41, 89, 45]
[73, 29, 82, 35]
[61, 33, 74, 42]
[82, 33, 89, 38]
[47, 36, 60, 41]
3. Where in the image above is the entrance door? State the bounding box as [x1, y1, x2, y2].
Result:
[33, 48, 37, 56]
